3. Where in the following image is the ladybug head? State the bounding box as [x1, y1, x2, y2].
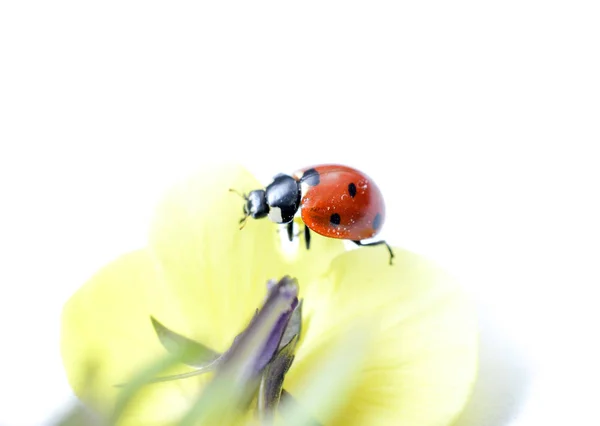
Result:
[229, 188, 269, 229]
[244, 189, 270, 220]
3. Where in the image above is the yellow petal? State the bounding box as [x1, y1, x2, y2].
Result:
[148, 164, 277, 353]
[285, 247, 478, 426]
[62, 164, 349, 423]
[279, 218, 348, 293]
[147, 164, 346, 352]
[60, 249, 207, 425]
[66, 164, 463, 425]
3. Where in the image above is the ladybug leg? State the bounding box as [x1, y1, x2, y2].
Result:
[352, 240, 395, 265]
[304, 225, 311, 250]
[277, 225, 302, 238]
[278, 223, 311, 250]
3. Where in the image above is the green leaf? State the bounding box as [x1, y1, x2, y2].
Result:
[151, 316, 220, 367]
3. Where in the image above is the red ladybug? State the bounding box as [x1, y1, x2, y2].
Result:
[233, 164, 394, 264]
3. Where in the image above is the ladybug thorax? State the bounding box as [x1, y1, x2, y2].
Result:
[264, 174, 301, 224]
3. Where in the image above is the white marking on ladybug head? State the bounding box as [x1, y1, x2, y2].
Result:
[268, 207, 283, 223]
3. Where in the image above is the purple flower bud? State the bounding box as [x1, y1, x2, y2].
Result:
[222, 276, 299, 382]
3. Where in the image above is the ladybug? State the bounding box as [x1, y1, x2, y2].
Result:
[232, 164, 394, 264]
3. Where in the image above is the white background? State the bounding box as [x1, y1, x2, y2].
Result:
[1, 1, 599, 425]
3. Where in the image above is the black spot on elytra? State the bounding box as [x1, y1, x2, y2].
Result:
[372, 213, 382, 231]
[348, 182, 357, 197]
[301, 168, 320, 186]
[330, 213, 341, 226]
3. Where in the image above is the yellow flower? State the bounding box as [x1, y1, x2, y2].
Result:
[60, 164, 478, 425]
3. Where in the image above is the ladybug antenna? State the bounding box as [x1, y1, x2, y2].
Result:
[229, 188, 247, 200]
[230, 189, 250, 230]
